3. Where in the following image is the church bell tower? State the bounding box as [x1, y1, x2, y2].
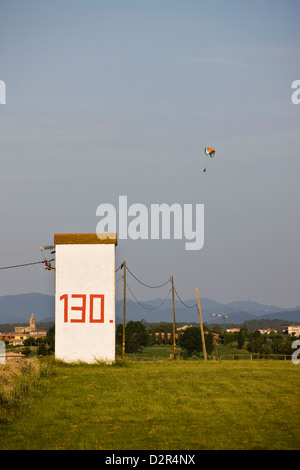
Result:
[29, 313, 36, 331]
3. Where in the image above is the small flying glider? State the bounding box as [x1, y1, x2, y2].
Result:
[204, 147, 215, 158]
[202, 147, 215, 173]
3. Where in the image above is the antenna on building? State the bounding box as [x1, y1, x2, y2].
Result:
[40, 246, 55, 270]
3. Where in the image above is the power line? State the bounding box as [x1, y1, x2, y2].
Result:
[0, 260, 48, 270]
[121, 263, 196, 311]
[173, 285, 197, 309]
[115, 263, 123, 273]
[125, 278, 172, 311]
[126, 265, 171, 289]
[0, 246, 41, 251]
[0, 256, 195, 311]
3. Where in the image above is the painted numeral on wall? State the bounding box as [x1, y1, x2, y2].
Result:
[60, 294, 105, 323]
[90, 294, 105, 323]
[60, 294, 68, 322]
[71, 294, 86, 323]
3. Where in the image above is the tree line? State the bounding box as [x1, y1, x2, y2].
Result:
[116, 321, 298, 358]
[6, 321, 297, 359]
[116, 321, 216, 355]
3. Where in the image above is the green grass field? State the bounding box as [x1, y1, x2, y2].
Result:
[0, 358, 299, 450]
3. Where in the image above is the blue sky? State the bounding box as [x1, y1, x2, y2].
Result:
[0, 0, 299, 308]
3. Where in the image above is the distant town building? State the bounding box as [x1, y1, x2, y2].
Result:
[287, 325, 300, 337]
[0, 313, 47, 345]
[256, 329, 278, 335]
[14, 313, 37, 333]
[177, 325, 193, 331]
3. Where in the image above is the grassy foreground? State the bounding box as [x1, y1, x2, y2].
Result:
[0, 358, 299, 450]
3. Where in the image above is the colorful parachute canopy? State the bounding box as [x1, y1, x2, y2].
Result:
[204, 147, 215, 158]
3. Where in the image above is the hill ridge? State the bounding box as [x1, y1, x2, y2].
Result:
[0, 292, 299, 325]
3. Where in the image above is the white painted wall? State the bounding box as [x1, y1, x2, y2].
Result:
[55, 244, 115, 363]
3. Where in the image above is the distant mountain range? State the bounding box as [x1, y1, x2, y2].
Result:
[0, 292, 299, 326]
[116, 298, 300, 325]
[0, 293, 55, 324]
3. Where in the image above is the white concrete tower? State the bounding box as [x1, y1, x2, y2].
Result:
[54, 233, 117, 363]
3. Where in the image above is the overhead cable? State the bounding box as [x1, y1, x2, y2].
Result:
[125, 279, 172, 311]
[126, 265, 171, 289]
[173, 285, 197, 309]
[0, 260, 54, 270]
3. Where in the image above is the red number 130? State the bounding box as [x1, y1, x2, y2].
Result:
[60, 294, 105, 323]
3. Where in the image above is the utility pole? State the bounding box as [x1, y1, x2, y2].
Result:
[196, 288, 207, 361]
[171, 276, 176, 360]
[122, 261, 126, 359]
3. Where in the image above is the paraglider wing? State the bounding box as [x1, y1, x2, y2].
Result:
[204, 147, 215, 158]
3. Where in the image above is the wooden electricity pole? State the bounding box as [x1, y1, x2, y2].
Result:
[196, 288, 207, 361]
[171, 276, 176, 360]
[122, 261, 126, 358]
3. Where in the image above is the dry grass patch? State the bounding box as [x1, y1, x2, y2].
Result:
[0, 358, 55, 422]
